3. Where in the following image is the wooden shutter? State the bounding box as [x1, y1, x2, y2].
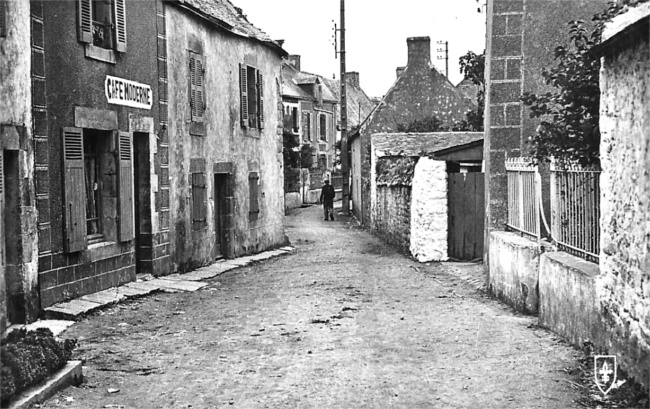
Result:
[114, 0, 127, 52]
[62, 127, 87, 252]
[257, 71, 264, 129]
[191, 172, 207, 229]
[190, 54, 204, 122]
[117, 131, 135, 241]
[240, 64, 249, 127]
[78, 0, 92, 43]
[189, 53, 197, 120]
[249, 173, 259, 214]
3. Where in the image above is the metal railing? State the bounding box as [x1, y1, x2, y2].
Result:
[550, 160, 601, 262]
[506, 157, 541, 241]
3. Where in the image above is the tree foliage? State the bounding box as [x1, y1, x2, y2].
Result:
[282, 129, 300, 169]
[457, 50, 485, 132]
[521, 1, 639, 166]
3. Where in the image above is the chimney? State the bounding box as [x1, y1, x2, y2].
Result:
[287, 55, 301, 71]
[396, 66, 406, 78]
[276, 39, 285, 47]
[406, 36, 431, 67]
[346, 72, 360, 88]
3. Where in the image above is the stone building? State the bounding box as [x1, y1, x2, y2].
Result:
[281, 56, 338, 172]
[593, 2, 650, 389]
[350, 36, 476, 226]
[1, 0, 286, 322]
[0, 0, 38, 333]
[165, 0, 287, 271]
[32, 0, 166, 309]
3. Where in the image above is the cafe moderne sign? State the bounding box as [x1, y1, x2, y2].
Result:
[105, 75, 153, 110]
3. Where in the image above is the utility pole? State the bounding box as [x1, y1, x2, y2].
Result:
[437, 40, 449, 79]
[338, 0, 350, 213]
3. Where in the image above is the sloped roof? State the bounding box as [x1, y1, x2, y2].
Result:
[281, 62, 338, 103]
[173, 0, 286, 55]
[322, 76, 376, 128]
[372, 132, 484, 158]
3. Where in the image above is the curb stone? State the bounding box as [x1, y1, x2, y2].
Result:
[4, 361, 83, 409]
[41, 246, 296, 321]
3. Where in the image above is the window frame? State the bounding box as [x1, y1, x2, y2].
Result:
[319, 113, 327, 141]
[240, 64, 264, 131]
[78, 0, 127, 62]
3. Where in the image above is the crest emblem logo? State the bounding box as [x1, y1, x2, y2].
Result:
[594, 355, 617, 395]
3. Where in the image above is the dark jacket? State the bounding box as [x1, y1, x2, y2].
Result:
[320, 184, 335, 202]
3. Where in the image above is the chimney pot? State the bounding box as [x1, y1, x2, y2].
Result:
[396, 66, 406, 78]
[288, 55, 301, 71]
[406, 36, 431, 67]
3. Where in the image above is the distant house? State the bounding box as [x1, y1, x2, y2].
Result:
[281, 56, 338, 172]
[350, 36, 476, 226]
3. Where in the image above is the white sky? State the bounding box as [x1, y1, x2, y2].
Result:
[233, 0, 487, 98]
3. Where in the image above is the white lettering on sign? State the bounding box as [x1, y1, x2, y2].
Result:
[105, 75, 153, 110]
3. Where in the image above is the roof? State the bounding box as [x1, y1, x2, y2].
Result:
[592, 2, 650, 56]
[280, 62, 338, 103]
[372, 132, 484, 158]
[322, 76, 376, 128]
[172, 0, 286, 55]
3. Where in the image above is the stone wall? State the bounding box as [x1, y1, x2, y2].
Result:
[0, 0, 38, 329]
[488, 231, 540, 314]
[598, 25, 650, 388]
[373, 186, 412, 254]
[410, 158, 448, 262]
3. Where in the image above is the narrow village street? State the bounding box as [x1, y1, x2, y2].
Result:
[37, 205, 586, 409]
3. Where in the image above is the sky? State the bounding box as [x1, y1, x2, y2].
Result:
[233, 0, 487, 98]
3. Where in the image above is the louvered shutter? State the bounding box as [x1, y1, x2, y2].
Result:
[78, 0, 92, 43]
[62, 127, 87, 252]
[257, 71, 264, 129]
[189, 53, 197, 120]
[191, 54, 204, 122]
[249, 173, 259, 214]
[240, 64, 249, 127]
[0, 150, 3, 268]
[117, 131, 135, 241]
[114, 0, 127, 52]
[191, 172, 207, 230]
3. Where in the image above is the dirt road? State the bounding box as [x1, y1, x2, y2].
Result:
[38, 205, 584, 408]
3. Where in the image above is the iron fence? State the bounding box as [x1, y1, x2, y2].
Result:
[550, 160, 601, 262]
[506, 157, 541, 241]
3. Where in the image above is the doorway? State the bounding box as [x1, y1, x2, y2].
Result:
[133, 132, 150, 275]
[447, 171, 485, 260]
[214, 174, 227, 260]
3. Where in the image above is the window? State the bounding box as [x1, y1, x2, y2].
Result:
[319, 114, 327, 141]
[302, 112, 311, 140]
[62, 128, 134, 252]
[0, 0, 7, 38]
[292, 107, 299, 133]
[189, 51, 205, 124]
[78, 0, 127, 52]
[248, 172, 259, 217]
[239, 64, 264, 130]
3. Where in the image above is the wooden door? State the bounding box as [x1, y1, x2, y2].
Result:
[214, 174, 226, 259]
[448, 172, 485, 260]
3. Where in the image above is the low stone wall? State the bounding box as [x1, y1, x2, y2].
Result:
[373, 186, 411, 253]
[488, 231, 540, 315]
[284, 192, 302, 211]
[539, 252, 604, 348]
[410, 158, 448, 262]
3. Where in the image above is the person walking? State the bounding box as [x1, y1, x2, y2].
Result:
[320, 180, 336, 221]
